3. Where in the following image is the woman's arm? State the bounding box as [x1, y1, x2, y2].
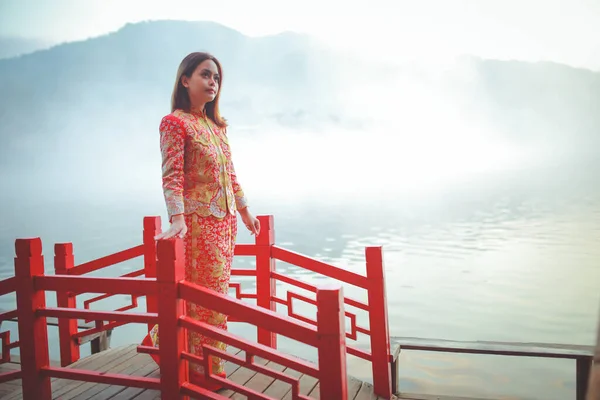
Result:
[159, 115, 186, 223]
[223, 127, 249, 211]
[230, 161, 249, 211]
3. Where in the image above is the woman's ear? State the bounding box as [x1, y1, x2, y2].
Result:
[181, 76, 189, 88]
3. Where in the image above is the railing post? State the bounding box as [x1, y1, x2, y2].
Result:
[585, 305, 600, 400]
[156, 238, 188, 399]
[144, 216, 161, 332]
[0, 331, 12, 363]
[366, 246, 392, 398]
[54, 242, 80, 366]
[577, 357, 592, 400]
[14, 238, 52, 399]
[255, 214, 276, 348]
[317, 285, 348, 399]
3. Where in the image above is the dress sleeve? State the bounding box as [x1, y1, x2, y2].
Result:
[231, 161, 249, 210]
[224, 128, 249, 210]
[159, 115, 186, 222]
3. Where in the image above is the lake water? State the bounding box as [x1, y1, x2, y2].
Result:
[1, 155, 599, 400]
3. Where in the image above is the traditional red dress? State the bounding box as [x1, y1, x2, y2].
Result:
[143, 108, 248, 389]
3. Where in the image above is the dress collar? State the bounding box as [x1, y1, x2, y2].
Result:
[189, 106, 206, 118]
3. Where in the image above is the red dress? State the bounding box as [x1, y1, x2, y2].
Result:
[143, 108, 248, 389]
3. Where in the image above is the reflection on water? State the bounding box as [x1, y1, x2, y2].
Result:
[0, 161, 599, 399]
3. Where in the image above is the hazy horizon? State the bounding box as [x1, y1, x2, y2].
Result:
[1, 0, 600, 70]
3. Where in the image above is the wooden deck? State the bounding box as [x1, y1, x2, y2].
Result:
[0, 345, 402, 400]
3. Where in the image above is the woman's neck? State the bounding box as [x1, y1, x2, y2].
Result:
[190, 102, 206, 116]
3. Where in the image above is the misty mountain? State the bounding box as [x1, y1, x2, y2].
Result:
[0, 36, 55, 59]
[0, 21, 358, 168]
[441, 56, 600, 154]
[0, 20, 599, 201]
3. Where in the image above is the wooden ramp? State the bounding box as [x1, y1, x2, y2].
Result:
[0, 345, 400, 400]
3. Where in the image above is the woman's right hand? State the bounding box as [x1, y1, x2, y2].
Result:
[154, 214, 187, 240]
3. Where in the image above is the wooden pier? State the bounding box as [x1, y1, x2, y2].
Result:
[0, 215, 403, 400]
[0, 344, 403, 400]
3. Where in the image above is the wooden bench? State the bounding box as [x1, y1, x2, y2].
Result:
[389, 337, 595, 400]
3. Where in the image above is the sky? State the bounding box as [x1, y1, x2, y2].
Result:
[1, 0, 600, 68]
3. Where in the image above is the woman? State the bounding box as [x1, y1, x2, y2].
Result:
[142, 52, 260, 391]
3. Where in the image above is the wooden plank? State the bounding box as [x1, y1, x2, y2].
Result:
[1, 344, 407, 400]
[128, 348, 243, 400]
[261, 367, 303, 398]
[51, 345, 139, 399]
[1, 378, 21, 390]
[230, 360, 286, 399]
[347, 376, 363, 399]
[219, 354, 268, 397]
[2, 345, 131, 400]
[0, 362, 21, 397]
[0, 361, 22, 392]
[392, 337, 595, 359]
[256, 365, 320, 400]
[352, 381, 377, 400]
[0, 378, 21, 389]
[119, 368, 161, 400]
[0, 362, 21, 370]
[86, 360, 157, 399]
[223, 349, 244, 376]
[349, 379, 402, 400]
[128, 372, 160, 400]
[70, 345, 132, 370]
[282, 371, 318, 400]
[307, 382, 321, 399]
[64, 352, 152, 399]
[0, 387, 16, 398]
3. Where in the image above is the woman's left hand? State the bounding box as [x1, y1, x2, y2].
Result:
[239, 208, 260, 236]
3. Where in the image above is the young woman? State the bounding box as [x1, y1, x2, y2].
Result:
[142, 52, 260, 391]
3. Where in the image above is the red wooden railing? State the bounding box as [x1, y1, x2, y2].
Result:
[0, 235, 348, 399]
[229, 215, 394, 398]
[0, 214, 395, 399]
[270, 246, 392, 392]
[0, 276, 19, 381]
[54, 218, 160, 365]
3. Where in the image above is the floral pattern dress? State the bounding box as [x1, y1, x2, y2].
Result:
[144, 108, 248, 380]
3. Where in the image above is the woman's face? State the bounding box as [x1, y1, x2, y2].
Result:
[182, 59, 220, 107]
